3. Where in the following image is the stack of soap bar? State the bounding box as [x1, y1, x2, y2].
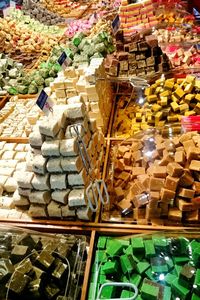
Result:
[105, 130, 200, 225]
[89, 234, 200, 300]
[50, 58, 113, 134]
[105, 31, 171, 77]
[154, 28, 200, 44]
[13, 102, 105, 221]
[119, 0, 158, 36]
[0, 231, 86, 300]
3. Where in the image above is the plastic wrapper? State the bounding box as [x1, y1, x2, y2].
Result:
[102, 125, 200, 226]
[88, 231, 200, 300]
[0, 224, 87, 300]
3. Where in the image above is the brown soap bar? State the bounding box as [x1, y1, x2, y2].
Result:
[189, 160, 200, 171]
[164, 175, 179, 192]
[167, 162, 184, 177]
[150, 177, 165, 191]
[132, 167, 146, 178]
[175, 197, 196, 211]
[178, 188, 195, 199]
[175, 151, 185, 165]
[179, 170, 194, 187]
[152, 166, 167, 178]
[168, 207, 182, 221]
[160, 188, 175, 203]
[193, 182, 200, 194]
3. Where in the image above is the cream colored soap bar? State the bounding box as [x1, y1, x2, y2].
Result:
[32, 174, 50, 191]
[68, 189, 87, 207]
[60, 138, 78, 156]
[41, 141, 60, 157]
[52, 190, 70, 204]
[29, 191, 51, 204]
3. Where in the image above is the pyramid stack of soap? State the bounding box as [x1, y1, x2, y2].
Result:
[49, 58, 113, 134]
[13, 98, 105, 221]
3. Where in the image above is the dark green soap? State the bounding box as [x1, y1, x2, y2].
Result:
[120, 289, 135, 298]
[194, 269, 200, 296]
[97, 237, 107, 250]
[172, 278, 190, 300]
[192, 293, 200, 300]
[136, 261, 150, 274]
[106, 240, 124, 256]
[141, 281, 159, 300]
[173, 256, 189, 264]
[102, 261, 118, 275]
[131, 237, 144, 252]
[151, 257, 168, 274]
[98, 274, 107, 284]
[101, 284, 116, 299]
[144, 240, 156, 258]
[165, 257, 174, 271]
[165, 273, 177, 285]
[120, 254, 136, 274]
[163, 286, 171, 300]
[96, 250, 107, 263]
[193, 246, 200, 267]
[153, 236, 169, 250]
[121, 273, 141, 287]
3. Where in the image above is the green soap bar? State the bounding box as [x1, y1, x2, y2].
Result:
[179, 237, 189, 255]
[151, 257, 168, 274]
[96, 250, 107, 263]
[116, 239, 130, 248]
[102, 261, 118, 275]
[121, 290, 135, 298]
[141, 281, 159, 300]
[165, 257, 174, 271]
[173, 256, 189, 264]
[190, 240, 200, 252]
[120, 254, 136, 274]
[101, 284, 116, 299]
[163, 286, 171, 300]
[106, 240, 124, 256]
[97, 237, 107, 249]
[194, 269, 200, 287]
[193, 246, 200, 266]
[175, 264, 182, 275]
[136, 261, 150, 274]
[145, 268, 156, 281]
[124, 245, 133, 255]
[165, 273, 177, 285]
[192, 293, 200, 300]
[131, 237, 144, 252]
[144, 240, 156, 258]
[130, 273, 142, 287]
[136, 295, 143, 300]
[98, 274, 107, 284]
[153, 236, 169, 249]
[172, 278, 190, 300]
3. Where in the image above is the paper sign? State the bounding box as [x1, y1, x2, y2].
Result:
[36, 90, 54, 115]
[112, 15, 120, 35]
[58, 52, 72, 70]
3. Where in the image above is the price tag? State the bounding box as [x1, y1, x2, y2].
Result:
[112, 15, 120, 35]
[58, 52, 72, 70]
[36, 90, 54, 115]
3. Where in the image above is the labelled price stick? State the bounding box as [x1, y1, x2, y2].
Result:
[36, 90, 54, 115]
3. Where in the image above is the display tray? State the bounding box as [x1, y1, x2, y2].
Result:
[0, 95, 9, 110]
[100, 128, 200, 227]
[86, 229, 200, 300]
[0, 224, 88, 300]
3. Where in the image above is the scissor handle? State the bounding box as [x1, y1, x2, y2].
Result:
[86, 182, 99, 212]
[95, 179, 109, 205]
[68, 123, 85, 138]
[96, 282, 138, 300]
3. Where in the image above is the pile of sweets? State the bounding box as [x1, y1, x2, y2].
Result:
[0, 97, 43, 138]
[67, 31, 115, 68]
[106, 130, 200, 225]
[40, 0, 89, 18]
[22, 0, 66, 25]
[49, 58, 113, 134]
[156, 11, 195, 26]
[111, 74, 200, 134]
[162, 44, 200, 69]
[0, 17, 62, 65]
[89, 234, 200, 300]
[0, 142, 29, 197]
[119, 0, 158, 37]
[0, 231, 86, 299]
[104, 30, 171, 77]
[153, 28, 200, 44]
[14, 99, 105, 221]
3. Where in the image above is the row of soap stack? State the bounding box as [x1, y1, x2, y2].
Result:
[119, 0, 158, 36]
[13, 97, 105, 221]
[48, 58, 113, 134]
